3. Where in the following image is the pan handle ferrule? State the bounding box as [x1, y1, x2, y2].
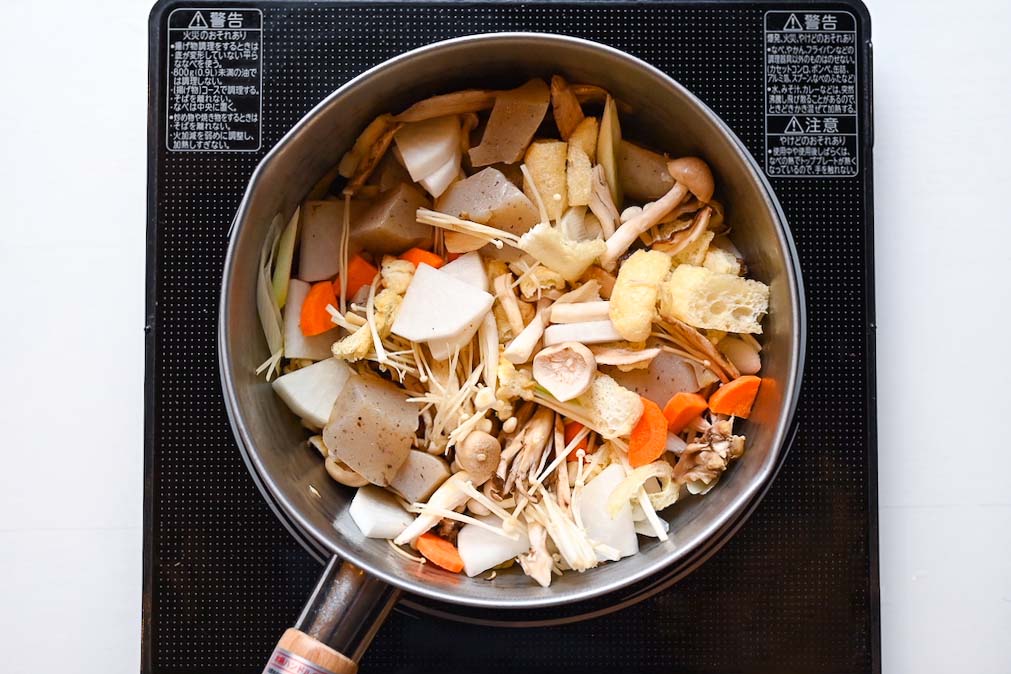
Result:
[294, 556, 400, 664]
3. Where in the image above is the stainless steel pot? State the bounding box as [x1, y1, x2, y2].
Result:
[219, 33, 804, 673]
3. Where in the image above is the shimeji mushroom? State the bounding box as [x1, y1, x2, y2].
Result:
[455, 431, 501, 485]
[502, 299, 551, 364]
[493, 273, 527, 337]
[325, 457, 369, 487]
[599, 157, 714, 270]
[309, 435, 369, 487]
[498, 407, 555, 490]
[653, 206, 713, 258]
[718, 336, 762, 375]
[394, 471, 474, 544]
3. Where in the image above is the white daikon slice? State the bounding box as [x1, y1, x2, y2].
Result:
[394, 115, 460, 182]
[419, 148, 461, 198]
[457, 516, 531, 577]
[348, 486, 414, 539]
[427, 318, 483, 361]
[608, 350, 704, 405]
[271, 358, 352, 428]
[424, 251, 489, 359]
[283, 279, 339, 361]
[391, 264, 494, 342]
[438, 251, 488, 291]
[578, 464, 638, 560]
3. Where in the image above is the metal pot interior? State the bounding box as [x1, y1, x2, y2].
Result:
[219, 33, 803, 610]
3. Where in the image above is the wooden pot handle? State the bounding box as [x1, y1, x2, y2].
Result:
[264, 628, 358, 674]
[263, 557, 400, 674]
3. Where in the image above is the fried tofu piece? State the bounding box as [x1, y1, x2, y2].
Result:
[659, 265, 769, 334]
[568, 116, 598, 161]
[608, 249, 671, 342]
[523, 140, 568, 222]
[567, 143, 593, 206]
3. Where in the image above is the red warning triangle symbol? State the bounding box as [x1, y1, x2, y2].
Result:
[188, 11, 209, 29]
[783, 14, 804, 31]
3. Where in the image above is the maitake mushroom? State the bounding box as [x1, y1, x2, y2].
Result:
[673, 419, 745, 493]
[498, 407, 555, 492]
[518, 522, 554, 587]
[657, 317, 740, 383]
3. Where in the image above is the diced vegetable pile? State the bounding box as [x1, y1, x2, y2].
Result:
[256, 75, 770, 584]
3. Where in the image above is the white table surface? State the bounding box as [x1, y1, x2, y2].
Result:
[1, 1, 1009, 672]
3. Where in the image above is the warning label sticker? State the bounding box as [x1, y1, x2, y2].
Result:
[166, 8, 262, 152]
[764, 11, 858, 178]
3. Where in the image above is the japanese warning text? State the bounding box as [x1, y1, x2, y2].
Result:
[764, 11, 859, 177]
[166, 8, 262, 152]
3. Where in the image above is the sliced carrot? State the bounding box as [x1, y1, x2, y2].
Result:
[564, 421, 591, 461]
[416, 532, 464, 573]
[400, 247, 445, 269]
[662, 392, 709, 435]
[332, 254, 379, 300]
[300, 281, 338, 336]
[628, 397, 669, 468]
[708, 375, 762, 419]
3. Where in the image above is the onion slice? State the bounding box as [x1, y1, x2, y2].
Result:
[255, 214, 285, 380]
[607, 460, 678, 517]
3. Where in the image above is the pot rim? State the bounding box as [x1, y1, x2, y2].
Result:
[219, 31, 806, 610]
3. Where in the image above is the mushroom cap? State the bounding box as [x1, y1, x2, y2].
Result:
[532, 341, 596, 401]
[666, 157, 714, 203]
[707, 198, 725, 231]
[456, 431, 501, 485]
[324, 457, 369, 487]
